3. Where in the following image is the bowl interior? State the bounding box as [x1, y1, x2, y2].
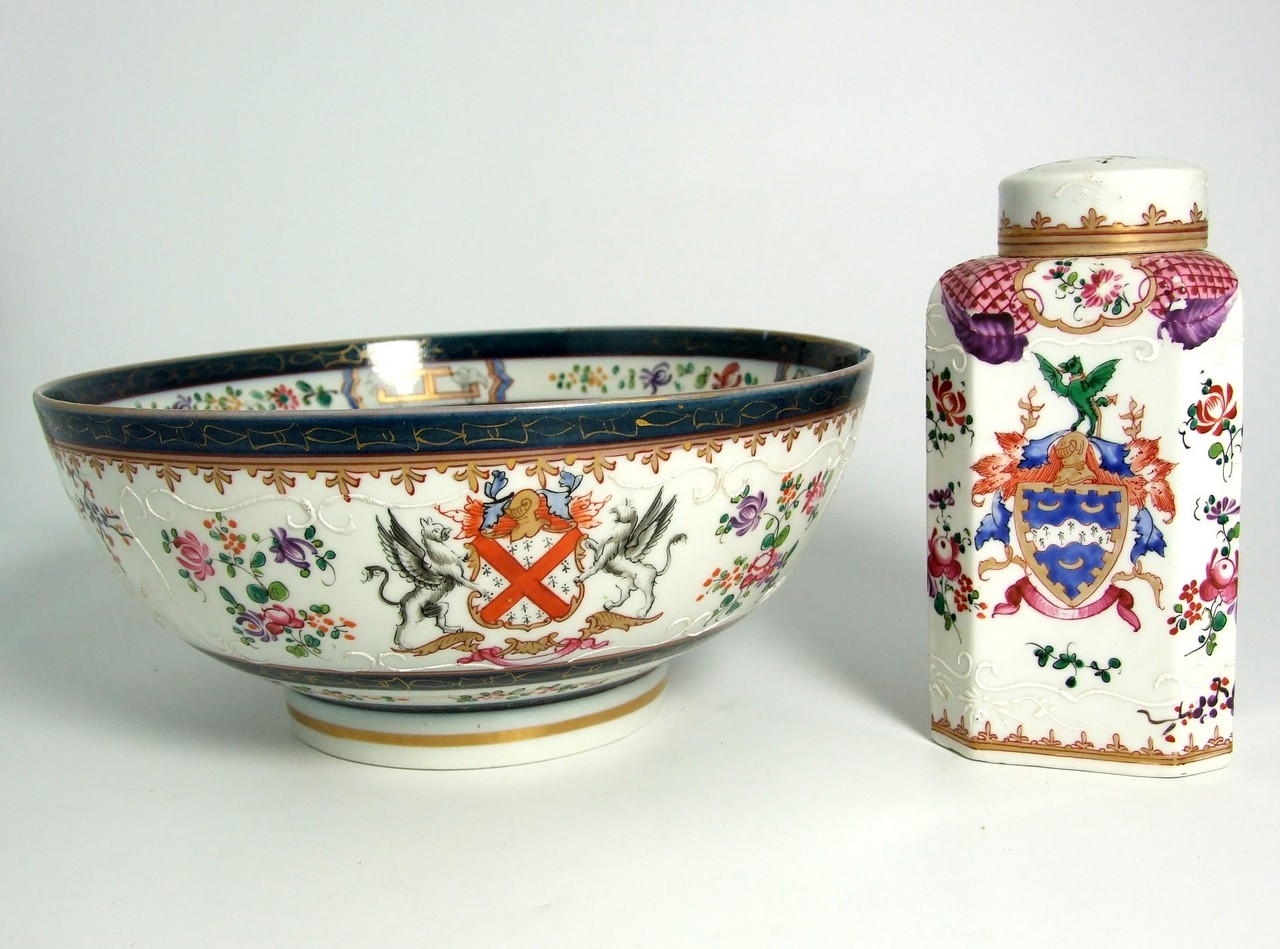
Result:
[39, 327, 869, 413]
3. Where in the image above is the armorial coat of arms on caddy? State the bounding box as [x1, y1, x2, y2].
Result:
[926, 157, 1243, 776]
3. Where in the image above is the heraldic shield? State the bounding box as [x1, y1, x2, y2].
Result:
[465, 487, 587, 631]
[1013, 477, 1128, 609]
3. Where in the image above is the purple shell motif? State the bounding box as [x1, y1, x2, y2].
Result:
[1143, 252, 1239, 350]
[939, 256, 1034, 365]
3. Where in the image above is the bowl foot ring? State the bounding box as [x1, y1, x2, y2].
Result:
[285, 667, 668, 769]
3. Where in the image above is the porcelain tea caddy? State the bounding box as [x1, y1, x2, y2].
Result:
[927, 157, 1242, 775]
[35, 327, 873, 768]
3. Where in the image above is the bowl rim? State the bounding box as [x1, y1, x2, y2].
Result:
[34, 325, 874, 459]
[34, 324, 872, 415]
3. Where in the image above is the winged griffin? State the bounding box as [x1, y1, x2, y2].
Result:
[578, 489, 687, 616]
[362, 513, 484, 652]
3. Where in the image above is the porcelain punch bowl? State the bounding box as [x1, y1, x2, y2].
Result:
[35, 327, 873, 768]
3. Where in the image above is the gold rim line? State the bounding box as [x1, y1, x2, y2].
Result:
[998, 232, 1208, 256]
[931, 721, 1232, 767]
[287, 677, 666, 748]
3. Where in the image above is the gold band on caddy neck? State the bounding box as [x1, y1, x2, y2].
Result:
[997, 204, 1209, 257]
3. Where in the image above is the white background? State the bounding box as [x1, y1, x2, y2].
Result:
[3, 3, 1278, 946]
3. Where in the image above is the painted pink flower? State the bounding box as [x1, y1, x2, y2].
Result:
[262, 604, 305, 638]
[1193, 383, 1238, 436]
[927, 529, 962, 582]
[1080, 269, 1123, 308]
[173, 530, 214, 581]
[803, 472, 828, 515]
[267, 384, 300, 409]
[1201, 551, 1239, 606]
[743, 548, 781, 589]
[1079, 268, 1124, 309]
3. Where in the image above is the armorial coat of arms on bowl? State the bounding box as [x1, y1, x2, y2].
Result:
[35, 327, 873, 768]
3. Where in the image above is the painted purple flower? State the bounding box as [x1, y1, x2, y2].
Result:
[269, 527, 317, 569]
[728, 491, 768, 535]
[928, 486, 955, 510]
[1204, 497, 1241, 520]
[640, 361, 673, 394]
[234, 610, 272, 641]
[171, 394, 195, 410]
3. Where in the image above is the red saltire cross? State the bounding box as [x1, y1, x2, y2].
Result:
[471, 528, 583, 625]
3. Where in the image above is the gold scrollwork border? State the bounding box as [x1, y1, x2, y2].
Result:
[998, 204, 1209, 256]
[931, 711, 1232, 768]
[50, 406, 862, 499]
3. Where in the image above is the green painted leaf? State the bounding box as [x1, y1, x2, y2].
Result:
[1208, 442, 1224, 459]
[762, 533, 775, 549]
[250, 551, 266, 569]
[1212, 611, 1228, 632]
[775, 526, 791, 548]
[219, 586, 238, 606]
[246, 583, 270, 604]
[266, 581, 289, 601]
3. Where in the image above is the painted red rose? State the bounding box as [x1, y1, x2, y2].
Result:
[931, 375, 967, 427]
[262, 604, 305, 638]
[927, 529, 962, 581]
[1193, 383, 1238, 436]
[1201, 551, 1238, 605]
[743, 548, 782, 589]
[173, 530, 214, 581]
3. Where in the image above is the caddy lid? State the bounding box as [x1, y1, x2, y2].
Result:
[997, 156, 1209, 256]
